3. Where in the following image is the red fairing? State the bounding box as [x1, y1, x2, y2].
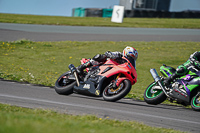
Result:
[80, 57, 137, 85]
[98, 58, 137, 85]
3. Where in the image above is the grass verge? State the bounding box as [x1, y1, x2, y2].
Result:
[0, 103, 184, 133]
[0, 13, 200, 29]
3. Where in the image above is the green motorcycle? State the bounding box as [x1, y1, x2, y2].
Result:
[144, 64, 200, 111]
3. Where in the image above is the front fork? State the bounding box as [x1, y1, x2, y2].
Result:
[109, 74, 128, 89]
[68, 64, 80, 86]
[150, 68, 170, 97]
[107, 74, 125, 94]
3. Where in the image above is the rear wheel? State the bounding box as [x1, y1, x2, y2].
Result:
[55, 71, 76, 95]
[144, 82, 167, 105]
[103, 79, 131, 102]
[191, 91, 200, 111]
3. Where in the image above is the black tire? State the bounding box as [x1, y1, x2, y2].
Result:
[191, 92, 200, 111]
[144, 82, 167, 105]
[55, 71, 76, 95]
[103, 79, 132, 102]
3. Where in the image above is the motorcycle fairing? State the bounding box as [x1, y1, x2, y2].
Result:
[81, 57, 137, 85]
[74, 57, 137, 97]
[73, 73, 130, 97]
[179, 71, 200, 92]
[101, 67, 113, 74]
[73, 80, 97, 97]
[73, 75, 105, 97]
[98, 58, 137, 85]
[169, 71, 200, 103]
[170, 82, 190, 103]
[160, 65, 200, 103]
[160, 65, 176, 77]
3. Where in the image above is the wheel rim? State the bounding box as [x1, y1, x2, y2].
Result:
[104, 83, 124, 96]
[58, 75, 73, 87]
[192, 95, 200, 107]
[146, 82, 163, 98]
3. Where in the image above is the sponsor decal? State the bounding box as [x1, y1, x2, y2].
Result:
[174, 88, 187, 98]
[83, 84, 90, 89]
[95, 90, 100, 96]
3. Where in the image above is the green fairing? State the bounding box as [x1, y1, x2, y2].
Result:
[160, 66, 173, 77]
[180, 71, 197, 79]
[180, 71, 196, 77]
[179, 72, 200, 91]
[186, 85, 199, 91]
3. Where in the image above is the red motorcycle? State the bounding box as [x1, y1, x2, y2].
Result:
[55, 57, 137, 102]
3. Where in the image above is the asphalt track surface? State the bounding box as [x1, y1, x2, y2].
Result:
[0, 23, 200, 41]
[0, 80, 200, 133]
[1, 23, 200, 132]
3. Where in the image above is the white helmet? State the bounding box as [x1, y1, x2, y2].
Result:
[123, 46, 138, 60]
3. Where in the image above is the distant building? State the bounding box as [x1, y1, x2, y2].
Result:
[72, 8, 113, 18]
[120, 0, 200, 18]
[120, 0, 200, 12]
[72, 0, 200, 18]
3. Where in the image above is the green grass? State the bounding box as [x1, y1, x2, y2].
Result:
[0, 13, 200, 29]
[0, 103, 184, 133]
[0, 40, 199, 101]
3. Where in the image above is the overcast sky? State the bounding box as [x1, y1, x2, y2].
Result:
[0, 0, 119, 16]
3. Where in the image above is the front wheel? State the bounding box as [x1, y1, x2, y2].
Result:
[144, 82, 167, 105]
[191, 92, 200, 111]
[103, 79, 132, 102]
[55, 71, 76, 95]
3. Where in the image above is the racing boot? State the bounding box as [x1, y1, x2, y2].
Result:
[163, 73, 178, 87]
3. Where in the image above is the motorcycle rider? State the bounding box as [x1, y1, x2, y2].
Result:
[77, 46, 138, 76]
[164, 51, 200, 87]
